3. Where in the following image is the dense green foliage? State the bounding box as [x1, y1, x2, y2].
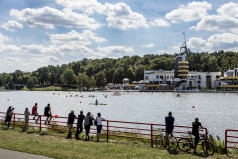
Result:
[0, 50, 238, 90]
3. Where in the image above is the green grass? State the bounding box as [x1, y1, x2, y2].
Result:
[0, 126, 230, 159]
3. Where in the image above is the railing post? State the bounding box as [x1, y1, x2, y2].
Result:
[225, 130, 227, 155]
[39, 116, 42, 132]
[13, 113, 15, 129]
[107, 121, 109, 142]
[151, 124, 153, 147]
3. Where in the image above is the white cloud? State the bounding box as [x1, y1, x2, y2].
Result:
[188, 33, 238, 52]
[21, 44, 47, 54]
[56, 0, 168, 30]
[187, 37, 211, 52]
[10, 7, 101, 29]
[56, 0, 102, 14]
[49, 30, 106, 46]
[149, 19, 170, 27]
[1, 21, 23, 31]
[190, 2, 238, 32]
[48, 30, 105, 56]
[0, 33, 9, 45]
[96, 46, 134, 57]
[141, 43, 155, 48]
[190, 15, 238, 32]
[102, 2, 148, 30]
[165, 1, 212, 23]
[217, 2, 238, 18]
[4, 57, 23, 63]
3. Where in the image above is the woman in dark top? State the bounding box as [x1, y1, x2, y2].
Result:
[5, 106, 14, 129]
[84, 112, 94, 140]
[75, 110, 85, 140]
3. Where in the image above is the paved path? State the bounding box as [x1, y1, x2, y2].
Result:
[0, 148, 54, 159]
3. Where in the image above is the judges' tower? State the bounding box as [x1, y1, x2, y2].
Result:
[174, 33, 189, 87]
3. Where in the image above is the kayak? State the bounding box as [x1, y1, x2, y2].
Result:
[88, 103, 107, 105]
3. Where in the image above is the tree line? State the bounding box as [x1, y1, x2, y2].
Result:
[0, 50, 238, 90]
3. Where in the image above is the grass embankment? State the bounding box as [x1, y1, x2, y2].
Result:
[0, 127, 229, 159]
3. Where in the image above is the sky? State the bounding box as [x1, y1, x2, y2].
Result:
[0, 0, 238, 73]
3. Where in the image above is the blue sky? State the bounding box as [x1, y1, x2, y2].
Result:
[0, 0, 238, 73]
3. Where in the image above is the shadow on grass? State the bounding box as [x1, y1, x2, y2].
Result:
[167, 148, 179, 155]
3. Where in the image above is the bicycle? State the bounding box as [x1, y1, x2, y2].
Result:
[177, 130, 215, 155]
[154, 128, 177, 150]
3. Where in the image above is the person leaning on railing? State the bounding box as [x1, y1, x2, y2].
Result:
[95, 112, 105, 142]
[23, 107, 30, 131]
[165, 111, 175, 146]
[192, 118, 203, 153]
[32, 103, 39, 123]
[4, 106, 14, 129]
[75, 110, 85, 140]
[67, 110, 77, 139]
[84, 112, 94, 140]
[44, 103, 52, 124]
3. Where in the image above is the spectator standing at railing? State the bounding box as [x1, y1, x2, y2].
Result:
[4, 106, 14, 129]
[66, 110, 77, 139]
[165, 111, 175, 146]
[95, 112, 105, 142]
[32, 103, 39, 123]
[23, 108, 30, 131]
[44, 104, 52, 124]
[192, 118, 203, 153]
[75, 110, 85, 140]
[84, 112, 94, 140]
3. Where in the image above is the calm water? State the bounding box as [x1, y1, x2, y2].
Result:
[0, 91, 237, 138]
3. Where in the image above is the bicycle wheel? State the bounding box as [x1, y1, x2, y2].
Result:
[155, 135, 163, 148]
[168, 136, 177, 150]
[202, 141, 215, 156]
[177, 138, 191, 152]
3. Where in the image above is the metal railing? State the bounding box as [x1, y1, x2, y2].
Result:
[225, 129, 238, 155]
[0, 112, 207, 147]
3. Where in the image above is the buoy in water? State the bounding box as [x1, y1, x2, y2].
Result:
[55, 115, 58, 118]
[192, 106, 195, 108]
[80, 101, 82, 103]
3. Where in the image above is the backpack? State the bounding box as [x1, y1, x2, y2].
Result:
[90, 116, 93, 125]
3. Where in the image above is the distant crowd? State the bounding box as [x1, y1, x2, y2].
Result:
[3, 104, 203, 152]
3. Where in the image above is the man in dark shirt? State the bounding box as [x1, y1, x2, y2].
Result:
[75, 110, 85, 140]
[165, 112, 175, 145]
[67, 110, 77, 138]
[44, 104, 52, 124]
[192, 118, 202, 153]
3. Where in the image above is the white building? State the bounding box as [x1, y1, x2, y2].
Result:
[144, 70, 221, 90]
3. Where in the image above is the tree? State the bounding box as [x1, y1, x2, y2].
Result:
[112, 67, 124, 83]
[27, 78, 35, 89]
[63, 68, 75, 86]
[94, 71, 106, 87]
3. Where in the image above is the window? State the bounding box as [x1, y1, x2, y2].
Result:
[216, 75, 220, 78]
[160, 76, 163, 79]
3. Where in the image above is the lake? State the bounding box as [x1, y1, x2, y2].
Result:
[0, 91, 237, 138]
